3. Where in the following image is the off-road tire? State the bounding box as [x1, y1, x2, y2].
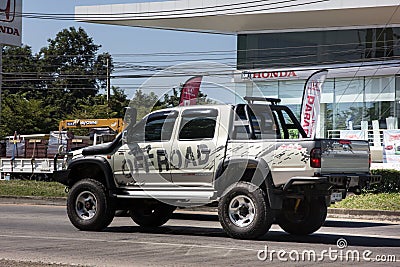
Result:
[277, 198, 327, 235]
[67, 179, 116, 231]
[218, 182, 273, 240]
[130, 200, 176, 227]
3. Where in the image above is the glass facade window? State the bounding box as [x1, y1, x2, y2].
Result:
[237, 27, 400, 69]
[251, 75, 397, 137]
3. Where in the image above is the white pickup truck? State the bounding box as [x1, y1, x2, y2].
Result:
[54, 97, 380, 239]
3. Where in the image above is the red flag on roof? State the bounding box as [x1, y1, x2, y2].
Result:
[179, 76, 202, 106]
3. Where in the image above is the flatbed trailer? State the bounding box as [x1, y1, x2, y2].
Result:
[0, 157, 65, 180]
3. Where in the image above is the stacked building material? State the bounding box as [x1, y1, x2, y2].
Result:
[25, 139, 47, 158]
[67, 136, 92, 151]
[5, 139, 25, 158]
[47, 131, 68, 158]
[0, 141, 6, 157]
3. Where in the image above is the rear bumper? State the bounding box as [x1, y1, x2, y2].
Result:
[283, 173, 381, 191]
[323, 173, 381, 189]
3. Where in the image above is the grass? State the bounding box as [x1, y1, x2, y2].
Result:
[332, 193, 400, 211]
[0, 180, 67, 198]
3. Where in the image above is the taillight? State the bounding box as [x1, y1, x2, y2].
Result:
[310, 148, 321, 168]
[369, 152, 372, 167]
[339, 140, 351, 145]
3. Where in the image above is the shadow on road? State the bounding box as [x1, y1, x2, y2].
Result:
[172, 213, 219, 221]
[106, 213, 400, 248]
[172, 212, 393, 228]
[323, 220, 391, 228]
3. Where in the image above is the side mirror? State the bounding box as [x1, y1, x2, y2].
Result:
[57, 145, 64, 154]
[122, 130, 128, 144]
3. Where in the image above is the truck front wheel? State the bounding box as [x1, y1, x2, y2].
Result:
[218, 182, 273, 240]
[129, 200, 176, 227]
[277, 198, 327, 235]
[67, 179, 116, 231]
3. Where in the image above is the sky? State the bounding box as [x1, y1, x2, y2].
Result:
[22, 0, 237, 98]
[23, 0, 235, 56]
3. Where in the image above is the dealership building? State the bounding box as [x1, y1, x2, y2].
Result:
[76, 0, 400, 141]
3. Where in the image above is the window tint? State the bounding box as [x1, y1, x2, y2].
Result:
[272, 108, 301, 139]
[248, 106, 276, 139]
[179, 116, 217, 140]
[145, 117, 176, 142]
[127, 111, 177, 142]
[232, 105, 251, 140]
[232, 104, 276, 140]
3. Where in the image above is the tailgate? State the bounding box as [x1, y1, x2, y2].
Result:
[320, 139, 370, 174]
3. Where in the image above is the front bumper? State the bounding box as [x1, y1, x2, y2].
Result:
[52, 170, 71, 186]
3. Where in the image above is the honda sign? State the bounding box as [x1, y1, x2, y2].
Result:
[0, 0, 22, 46]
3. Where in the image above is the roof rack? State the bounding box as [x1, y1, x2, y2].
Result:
[243, 96, 282, 105]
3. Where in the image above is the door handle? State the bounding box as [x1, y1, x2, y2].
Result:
[200, 148, 211, 154]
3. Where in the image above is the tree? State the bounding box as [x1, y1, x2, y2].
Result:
[2, 45, 39, 96]
[68, 87, 130, 119]
[0, 27, 126, 138]
[0, 94, 55, 137]
[128, 89, 159, 119]
[38, 27, 110, 117]
[108, 87, 130, 118]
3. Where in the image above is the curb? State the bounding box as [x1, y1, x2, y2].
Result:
[0, 196, 66, 206]
[0, 196, 399, 223]
[327, 208, 400, 222]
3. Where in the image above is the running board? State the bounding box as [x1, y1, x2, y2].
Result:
[115, 189, 216, 203]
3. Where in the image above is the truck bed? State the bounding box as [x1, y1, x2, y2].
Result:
[0, 158, 64, 178]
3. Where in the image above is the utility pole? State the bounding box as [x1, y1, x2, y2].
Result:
[106, 56, 111, 107]
[0, 44, 3, 129]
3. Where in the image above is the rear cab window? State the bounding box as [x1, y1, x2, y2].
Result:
[231, 104, 305, 140]
[231, 104, 277, 140]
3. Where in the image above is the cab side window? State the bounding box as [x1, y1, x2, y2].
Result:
[127, 111, 178, 143]
[178, 109, 218, 140]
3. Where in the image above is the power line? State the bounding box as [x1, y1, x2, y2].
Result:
[5, 36, 400, 58]
[2, 60, 399, 86]
[15, 0, 329, 21]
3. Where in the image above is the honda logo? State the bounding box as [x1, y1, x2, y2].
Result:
[0, 0, 15, 22]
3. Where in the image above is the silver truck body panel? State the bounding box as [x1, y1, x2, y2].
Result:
[320, 139, 370, 174]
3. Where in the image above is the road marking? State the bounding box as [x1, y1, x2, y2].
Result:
[0, 234, 258, 252]
[316, 231, 400, 241]
[0, 233, 398, 262]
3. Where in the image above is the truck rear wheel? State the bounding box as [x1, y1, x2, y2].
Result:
[218, 182, 273, 240]
[129, 200, 176, 227]
[67, 179, 116, 231]
[277, 198, 327, 235]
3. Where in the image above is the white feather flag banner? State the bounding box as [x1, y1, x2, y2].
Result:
[300, 69, 328, 138]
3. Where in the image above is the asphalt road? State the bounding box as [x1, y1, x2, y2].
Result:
[0, 204, 399, 267]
